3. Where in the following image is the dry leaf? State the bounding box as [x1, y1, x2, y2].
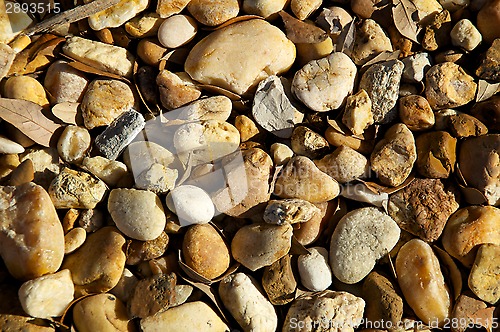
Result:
[279, 11, 328, 44]
[433, 246, 462, 300]
[336, 18, 356, 54]
[359, 173, 415, 194]
[476, 79, 500, 103]
[340, 182, 389, 211]
[392, 0, 421, 43]
[457, 183, 488, 205]
[51, 102, 80, 125]
[0, 98, 62, 147]
[290, 236, 311, 255]
[197, 84, 242, 101]
[160, 48, 189, 65]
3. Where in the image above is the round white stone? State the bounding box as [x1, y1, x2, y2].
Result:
[158, 14, 198, 48]
[166, 185, 214, 226]
[298, 247, 332, 291]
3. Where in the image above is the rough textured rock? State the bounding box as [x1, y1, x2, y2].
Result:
[19, 148, 61, 189]
[315, 145, 369, 183]
[359, 59, 404, 123]
[370, 123, 416, 187]
[451, 293, 488, 332]
[330, 207, 400, 284]
[124, 12, 164, 38]
[451, 19, 482, 51]
[84, 0, 148, 30]
[264, 199, 319, 225]
[187, 0, 240, 26]
[290, 0, 322, 19]
[73, 294, 133, 332]
[185, 19, 295, 95]
[262, 255, 297, 305]
[476, 39, 500, 82]
[235, 115, 262, 142]
[399, 95, 435, 131]
[0, 314, 55, 331]
[126, 232, 169, 265]
[231, 223, 293, 271]
[128, 273, 176, 318]
[415, 131, 456, 178]
[291, 126, 330, 159]
[363, 272, 404, 328]
[298, 247, 332, 291]
[57, 125, 91, 164]
[342, 89, 374, 135]
[219, 273, 277, 331]
[292, 52, 357, 112]
[81, 156, 129, 187]
[448, 113, 488, 138]
[401, 52, 432, 83]
[388, 179, 459, 242]
[422, 10, 452, 51]
[351, 19, 393, 65]
[468, 243, 500, 304]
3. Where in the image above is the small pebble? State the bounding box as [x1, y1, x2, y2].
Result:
[44, 60, 88, 103]
[157, 70, 202, 110]
[235, 114, 261, 142]
[64, 227, 87, 254]
[86, 0, 149, 30]
[57, 125, 91, 163]
[294, 202, 329, 245]
[270, 143, 294, 166]
[262, 255, 297, 305]
[468, 244, 500, 304]
[342, 89, 374, 136]
[158, 15, 197, 48]
[166, 185, 214, 226]
[156, 0, 192, 18]
[20, 147, 61, 189]
[8, 159, 34, 186]
[137, 38, 167, 66]
[110, 268, 138, 303]
[298, 247, 332, 291]
[81, 156, 129, 187]
[126, 232, 169, 265]
[315, 145, 369, 183]
[242, 0, 288, 18]
[290, 0, 322, 20]
[128, 273, 176, 318]
[451, 293, 488, 332]
[399, 95, 435, 131]
[3, 76, 49, 108]
[177, 95, 232, 122]
[125, 12, 164, 38]
[401, 52, 432, 83]
[264, 199, 319, 225]
[448, 113, 488, 138]
[451, 19, 482, 51]
[73, 294, 132, 332]
[476, 39, 500, 82]
[0, 135, 24, 155]
[351, 19, 393, 65]
[416, 131, 456, 178]
[363, 272, 404, 328]
[188, 0, 240, 26]
[78, 209, 105, 233]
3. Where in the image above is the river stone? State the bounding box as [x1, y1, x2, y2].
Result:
[416, 131, 456, 178]
[283, 291, 365, 332]
[18, 269, 74, 319]
[292, 52, 357, 112]
[235, 115, 262, 142]
[262, 255, 297, 305]
[442, 206, 500, 267]
[477, 0, 500, 43]
[264, 199, 319, 225]
[252, 75, 304, 138]
[291, 126, 330, 159]
[177, 95, 232, 122]
[459, 135, 500, 205]
[0, 135, 24, 155]
[128, 273, 176, 318]
[156, 0, 191, 18]
[124, 12, 164, 38]
[44, 60, 88, 103]
[293, 202, 329, 245]
[315, 145, 369, 183]
[64, 227, 87, 254]
[298, 247, 332, 292]
[110, 268, 138, 303]
[399, 95, 435, 131]
[330, 207, 400, 284]
[270, 143, 294, 166]
[342, 89, 374, 136]
[231, 223, 293, 271]
[0, 183, 64, 280]
[424, 62, 477, 110]
[476, 39, 500, 82]
[187, 0, 239, 26]
[167, 185, 214, 226]
[370, 123, 416, 187]
[219, 272, 277, 331]
[140, 301, 229, 332]
[62, 226, 126, 296]
[3, 76, 49, 108]
[126, 232, 169, 266]
[468, 243, 500, 304]
[359, 59, 404, 124]
[243, 0, 288, 18]
[108, 189, 166, 241]
[351, 19, 393, 65]
[274, 156, 341, 203]
[388, 179, 459, 242]
[451, 19, 482, 51]
[73, 294, 133, 332]
[157, 70, 202, 110]
[84, 0, 148, 30]
[185, 19, 296, 95]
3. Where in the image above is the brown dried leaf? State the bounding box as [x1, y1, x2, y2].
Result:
[0, 98, 62, 147]
[51, 102, 80, 125]
[392, 0, 421, 43]
[359, 173, 415, 194]
[160, 48, 189, 65]
[8, 34, 63, 75]
[457, 183, 488, 205]
[476, 79, 500, 103]
[433, 245, 462, 300]
[336, 18, 356, 54]
[279, 11, 328, 44]
[290, 235, 311, 255]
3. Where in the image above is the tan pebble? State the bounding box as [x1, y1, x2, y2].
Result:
[156, 0, 191, 18]
[342, 89, 373, 136]
[477, 0, 500, 43]
[128, 273, 176, 319]
[81, 156, 129, 188]
[126, 232, 169, 265]
[125, 12, 164, 38]
[448, 113, 488, 138]
[176, 95, 233, 122]
[468, 243, 500, 304]
[235, 115, 261, 142]
[315, 145, 369, 183]
[3, 76, 49, 108]
[363, 272, 404, 328]
[416, 131, 456, 178]
[64, 227, 86, 254]
[351, 19, 392, 65]
[451, 19, 482, 51]
[242, 0, 288, 18]
[291, 0, 322, 20]
[264, 199, 319, 225]
[157, 70, 201, 110]
[421, 10, 452, 51]
[293, 202, 330, 245]
[170, 285, 194, 307]
[57, 125, 91, 163]
[451, 293, 488, 332]
[0, 154, 19, 181]
[137, 38, 168, 66]
[62, 208, 80, 233]
[44, 60, 88, 103]
[78, 209, 105, 233]
[351, 0, 384, 18]
[291, 126, 329, 159]
[85, 0, 149, 30]
[399, 95, 435, 131]
[8, 159, 34, 186]
[296, 37, 334, 67]
[262, 255, 297, 305]
[270, 143, 294, 166]
[158, 14, 197, 48]
[187, 0, 240, 26]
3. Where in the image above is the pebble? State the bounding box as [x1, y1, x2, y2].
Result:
[401, 52, 432, 83]
[359, 59, 404, 123]
[85, 0, 148, 30]
[298, 247, 332, 291]
[140, 301, 229, 332]
[275, 156, 340, 203]
[442, 206, 500, 267]
[0, 154, 19, 182]
[62, 227, 126, 296]
[388, 179, 459, 242]
[166, 185, 214, 226]
[342, 89, 374, 136]
[252, 75, 304, 138]
[451, 19, 482, 51]
[126, 232, 169, 265]
[262, 255, 297, 305]
[73, 294, 133, 332]
[351, 0, 384, 18]
[351, 19, 393, 65]
[8, 159, 34, 186]
[264, 199, 319, 225]
[81, 156, 129, 187]
[425, 62, 477, 110]
[128, 273, 176, 318]
[231, 223, 293, 271]
[292, 52, 357, 112]
[156, 0, 191, 18]
[290, 0, 322, 20]
[182, 224, 230, 279]
[448, 113, 488, 138]
[78, 209, 105, 233]
[137, 38, 168, 66]
[291, 126, 329, 159]
[157, 70, 202, 110]
[315, 145, 369, 183]
[0, 135, 24, 154]
[296, 37, 334, 66]
[185, 19, 295, 95]
[362, 272, 404, 328]
[330, 207, 400, 284]
[123, 141, 175, 180]
[477, 0, 500, 43]
[451, 293, 488, 332]
[48, 167, 107, 209]
[242, 0, 288, 18]
[434, 108, 459, 130]
[44, 60, 88, 103]
[81, 79, 136, 129]
[188, 0, 240, 26]
[177, 95, 232, 122]
[135, 163, 178, 194]
[124, 12, 164, 38]
[0, 314, 55, 331]
[422, 10, 452, 51]
[19, 148, 61, 189]
[294, 202, 329, 245]
[3, 76, 49, 108]
[57, 125, 91, 164]
[219, 272, 277, 331]
[0, 6, 33, 44]
[64, 227, 87, 254]
[476, 39, 500, 82]
[235, 115, 261, 142]
[399, 95, 435, 131]
[316, 6, 353, 41]
[370, 123, 416, 187]
[63, 36, 135, 78]
[0, 183, 64, 280]
[396, 239, 452, 326]
[110, 268, 138, 303]
[459, 135, 500, 205]
[283, 291, 365, 332]
[418, 130, 459, 173]
[158, 15, 197, 48]
[468, 244, 500, 304]
[270, 143, 294, 166]
[18, 269, 74, 319]
[95, 110, 146, 160]
[471, 96, 500, 131]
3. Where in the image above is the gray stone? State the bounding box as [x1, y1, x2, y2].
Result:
[401, 52, 432, 83]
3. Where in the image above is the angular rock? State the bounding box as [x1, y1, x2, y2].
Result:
[290, 0, 322, 20]
[399, 95, 435, 131]
[298, 246, 332, 292]
[187, 0, 240, 26]
[85, 0, 148, 30]
[126, 232, 169, 265]
[401, 52, 432, 83]
[359, 59, 404, 123]
[330, 207, 400, 284]
[351, 19, 393, 65]
[157, 70, 202, 110]
[235, 115, 261, 142]
[0, 314, 55, 331]
[448, 113, 488, 138]
[342, 89, 374, 136]
[20, 147, 61, 189]
[476, 39, 500, 82]
[363, 272, 404, 328]
[81, 156, 129, 187]
[124, 12, 164, 38]
[477, 0, 500, 43]
[135, 163, 178, 194]
[422, 10, 452, 51]
[315, 145, 369, 183]
[264, 199, 319, 225]
[73, 294, 133, 332]
[128, 273, 176, 318]
[451, 293, 488, 332]
[416, 131, 456, 178]
[123, 141, 176, 182]
[291, 126, 329, 159]
[468, 243, 500, 304]
[262, 255, 297, 305]
[156, 0, 191, 18]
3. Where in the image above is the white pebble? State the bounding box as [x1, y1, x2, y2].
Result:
[0, 135, 24, 154]
[451, 19, 482, 51]
[166, 185, 215, 227]
[158, 14, 198, 48]
[298, 247, 333, 291]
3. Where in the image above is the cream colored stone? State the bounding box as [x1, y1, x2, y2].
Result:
[73, 294, 133, 332]
[242, 0, 288, 18]
[176, 95, 232, 122]
[0, 1, 33, 44]
[57, 126, 91, 164]
[84, 0, 149, 30]
[451, 19, 482, 51]
[3, 76, 49, 108]
[468, 243, 500, 304]
[64, 227, 87, 254]
[0, 135, 24, 154]
[270, 143, 294, 166]
[125, 12, 164, 38]
[298, 247, 332, 291]
[296, 37, 334, 67]
[158, 14, 197, 48]
[187, 0, 239, 26]
[81, 156, 129, 187]
[0, 43, 15, 80]
[167, 185, 214, 227]
[291, 0, 322, 20]
[342, 89, 374, 136]
[351, 19, 392, 65]
[315, 145, 369, 183]
[44, 60, 88, 103]
[156, 0, 192, 18]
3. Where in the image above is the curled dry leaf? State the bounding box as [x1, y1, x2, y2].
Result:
[392, 0, 421, 43]
[336, 18, 356, 54]
[476, 79, 500, 103]
[0, 98, 62, 147]
[432, 245, 462, 300]
[279, 11, 329, 44]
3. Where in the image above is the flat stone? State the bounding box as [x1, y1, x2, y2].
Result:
[185, 19, 296, 95]
[359, 59, 404, 123]
[451, 19, 482, 51]
[401, 52, 432, 83]
[468, 243, 500, 304]
[262, 255, 297, 305]
[94, 110, 146, 160]
[187, 0, 239, 26]
[49, 167, 107, 209]
[292, 52, 357, 112]
[63, 36, 135, 78]
[264, 199, 319, 225]
[73, 294, 133, 332]
[44, 60, 88, 103]
[298, 246, 332, 291]
[351, 19, 393, 65]
[167, 185, 214, 226]
[128, 273, 176, 318]
[416, 131, 456, 178]
[0, 183, 64, 280]
[252, 75, 304, 138]
[476, 39, 500, 82]
[315, 145, 369, 183]
[84, 0, 148, 30]
[363, 272, 404, 328]
[330, 207, 400, 284]
[156, 0, 192, 18]
[157, 70, 202, 110]
[342, 89, 374, 136]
